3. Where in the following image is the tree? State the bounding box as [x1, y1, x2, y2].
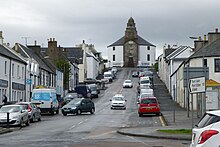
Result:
[55, 59, 71, 90]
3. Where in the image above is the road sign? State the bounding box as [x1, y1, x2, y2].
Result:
[188, 76, 205, 94]
[26, 79, 32, 84]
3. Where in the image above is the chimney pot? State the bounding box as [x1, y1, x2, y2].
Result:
[34, 40, 37, 46]
[216, 28, 218, 33]
[204, 35, 207, 41]
[83, 40, 85, 43]
[53, 38, 55, 41]
[198, 36, 202, 41]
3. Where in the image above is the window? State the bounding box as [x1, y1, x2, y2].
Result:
[215, 59, 220, 72]
[113, 47, 115, 51]
[113, 55, 115, 61]
[203, 59, 207, 67]
[22, 67, 24, 79]
[17, 65, 20, 78]
[147, 46, 150, 50]
[4, 61, 7, 75]
[12, 63, 14, 77]
[147, 54, 150, 61]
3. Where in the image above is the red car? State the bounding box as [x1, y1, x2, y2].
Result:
[138, 97, 161, 117]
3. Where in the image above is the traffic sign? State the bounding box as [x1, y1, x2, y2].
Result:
[188, 76, 205, 94]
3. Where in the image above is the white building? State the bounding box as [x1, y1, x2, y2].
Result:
[108, 17, 156, 67]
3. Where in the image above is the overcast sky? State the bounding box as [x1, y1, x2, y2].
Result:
[1, 0, 220, 58]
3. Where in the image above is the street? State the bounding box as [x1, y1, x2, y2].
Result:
[0, 68, 189, 147]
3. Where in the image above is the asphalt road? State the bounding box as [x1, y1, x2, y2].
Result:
[0, 68, 189, 147]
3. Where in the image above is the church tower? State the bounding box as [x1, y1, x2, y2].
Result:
[124, 17, 138, 67]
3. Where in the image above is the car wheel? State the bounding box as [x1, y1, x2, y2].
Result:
[90, 108, 95, 114]
[156, 112, 161, 116]
[124, 107, 126, 110]
[56, 109, 59, 114]
[139, 113, 143, 117]
[30, 115, 34, 123]
[26, 118, 30, 126]
[77, 109, 81, 115]
[38, 116, 41, 121]
[62, 112, 67, 116]
[110, 107, 113, 109]
[19, 118, 24, 127]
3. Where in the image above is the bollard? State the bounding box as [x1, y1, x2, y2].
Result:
[7, 112, 9, 128]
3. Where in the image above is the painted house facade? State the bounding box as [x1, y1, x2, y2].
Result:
[108, 17, 156, 67]
[0, 40, 27, 104]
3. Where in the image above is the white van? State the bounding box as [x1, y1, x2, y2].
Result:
[139, 76, 152, 88]
[31, 88, 59, 114]
[104, 71, 113, 82]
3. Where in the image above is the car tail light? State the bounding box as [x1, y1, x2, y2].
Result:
[198, 130, 219, 144]
[28, 105, 32, 112]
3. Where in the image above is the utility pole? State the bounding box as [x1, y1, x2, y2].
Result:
[21, 37, 31, 46]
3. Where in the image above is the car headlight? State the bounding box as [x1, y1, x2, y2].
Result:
[71, 107, 76, 109]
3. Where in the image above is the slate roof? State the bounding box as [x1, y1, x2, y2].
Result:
[189, 38, 220, 59]
[16, 44, 53, 73]
[64, 47, 84, 64]
[0, 44, 26, 64]
[164, 48, 176, 59]
[108, 35, 156, 47]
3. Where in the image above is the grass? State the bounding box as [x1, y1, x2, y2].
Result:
[157, 129, 192, 134]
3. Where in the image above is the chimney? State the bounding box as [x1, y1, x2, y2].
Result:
[0, 31, 4, 45]
[47, 37, 58, 60]
[34, 40, 37, 46]
[194, 36, 204, 51]
[208, 28, 220, 45]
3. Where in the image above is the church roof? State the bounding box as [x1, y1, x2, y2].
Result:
[108, 35, 156, 47]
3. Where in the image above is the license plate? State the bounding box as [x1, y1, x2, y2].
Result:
[64, 110, 69, 112]
[146, 108, 152, 110]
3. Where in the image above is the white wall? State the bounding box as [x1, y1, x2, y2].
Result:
[0, 56, 10, 105]
[108, 46, 123, 67]
[138, 46, 156, 67]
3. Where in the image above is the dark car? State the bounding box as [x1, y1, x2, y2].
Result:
[88, 84, 99, 98]
[132, 71, 139, 77]
[61, 98, 95, 116]
[17, 102, 41, 123]
[75, 85, 92, 99]
[60, 92, 83, 107]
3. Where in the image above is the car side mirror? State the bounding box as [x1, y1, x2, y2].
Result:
[125, 100, 127, 102]
[109, 99, 112, 101]
[137, 102, 140, 104]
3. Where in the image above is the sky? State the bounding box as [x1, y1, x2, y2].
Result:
[1, 0, 220, 59]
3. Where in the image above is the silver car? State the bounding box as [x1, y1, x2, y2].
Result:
[17, 102, 41, 123]
[0, 105, 30, 127]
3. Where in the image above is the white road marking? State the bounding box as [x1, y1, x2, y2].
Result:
[126, 135, 149, 145]
[83, 130, 116, 139]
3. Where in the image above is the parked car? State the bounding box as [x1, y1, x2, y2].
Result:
[84, 78, 97, 84]
[17, 102, 41, 123]
[132, 71, 139, 77]
[123, 80, 133, 88]
[0, 105, 29, 127]
[110, 94, 127, 109]
[137, 92, 154, 103]
[61, 92, 82, 107]
[88, 84, 99, 98]
[190, 110, 220, 147]
[61, 98, 95, 116]
[75, 85, 92, 99]
[138, 97, 160, 117]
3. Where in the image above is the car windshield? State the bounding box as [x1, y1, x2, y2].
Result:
[141, 93, 153, 98]
[68, 98, 82, 105]
[141, 99, 157, 104]
[89, 86, 97, 91]
[113, 97, 124, 101]
[0, 106, 21, 113]
[65, 93, 78, 98]
[197, 113, 220, 128]
[125, 80, 131, 83]
[140, 80, 150, 84]
[104, 74, 112, 77]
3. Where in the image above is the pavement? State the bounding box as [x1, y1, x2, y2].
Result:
[117, 71, 200, 141]
[0, 70, 200, 141]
